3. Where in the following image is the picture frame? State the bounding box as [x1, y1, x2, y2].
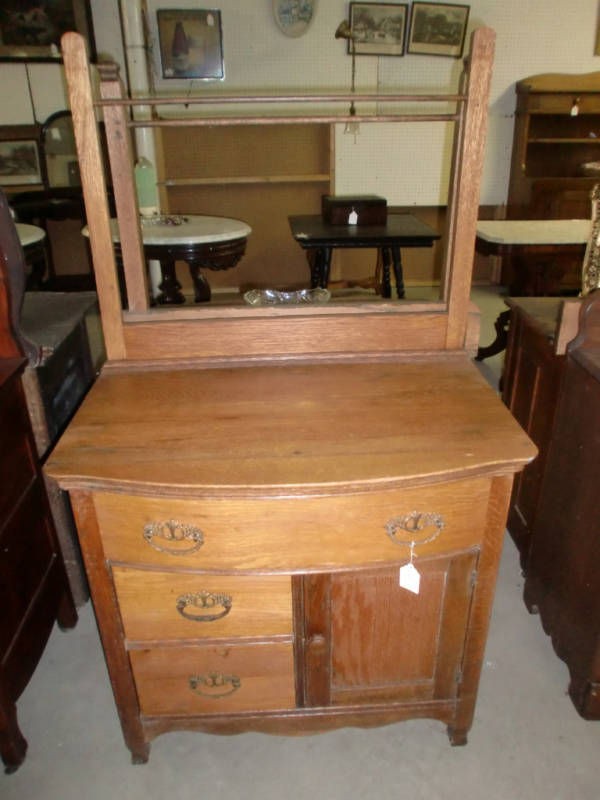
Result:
[156, 8, 224, 80]
[407, 3, 469, 58]
[0, 0, 96, 62]
[349, 3, 408, 57]
[0, 127, 43, 186]
[273, 0, 318, 38]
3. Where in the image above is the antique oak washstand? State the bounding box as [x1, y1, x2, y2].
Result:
[45, 29, 535, 763]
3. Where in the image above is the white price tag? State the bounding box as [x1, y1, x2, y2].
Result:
[399, 562, 421, 594]
[348, 209, 358, 225]
[571, 104, 579, 117]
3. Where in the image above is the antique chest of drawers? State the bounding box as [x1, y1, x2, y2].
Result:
[46, 358, 535, 763]
[0, 358, 77, 773]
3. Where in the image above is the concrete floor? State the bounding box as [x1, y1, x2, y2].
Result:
[3, 286, 600, 798]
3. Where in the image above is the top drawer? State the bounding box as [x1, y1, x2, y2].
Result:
[92, 478, 492, 572]
[526, 93, 600, 115]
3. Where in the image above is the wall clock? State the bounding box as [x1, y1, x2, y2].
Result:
[272, 0, 318, 38]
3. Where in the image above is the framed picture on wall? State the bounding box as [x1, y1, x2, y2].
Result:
[157, 9, 224, 80]
[349, 3, 408, 57]
[0, 127, 42, 186]
[407, 2, 470, 58]
[0, 0, 96, 62]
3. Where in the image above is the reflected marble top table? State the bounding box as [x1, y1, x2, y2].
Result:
[85, 215, 252, 304]
[17, 223, 47, 289]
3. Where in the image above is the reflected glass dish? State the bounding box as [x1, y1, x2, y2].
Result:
[243, 288, 331, 306]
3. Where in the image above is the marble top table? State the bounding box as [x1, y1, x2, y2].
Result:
[85, 215, 252, 304]
[476, 219, 590, 295]
[17, 223, 47, 289]
[16, 222, 46, 249]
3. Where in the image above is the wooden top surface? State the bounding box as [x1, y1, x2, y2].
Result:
[516, 72, 600, 93]
[505, 297, 568, 341]
[289, 214, 440, 247]
[46, 358, 535, 496]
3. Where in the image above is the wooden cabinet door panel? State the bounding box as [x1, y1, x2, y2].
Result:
[299, 553, 477, 708]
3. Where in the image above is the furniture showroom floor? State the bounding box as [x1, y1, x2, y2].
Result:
[3, 286, 599, 800]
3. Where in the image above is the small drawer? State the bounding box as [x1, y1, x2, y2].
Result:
[94, 477, 491, 572]
[130, 641, 296, 716]
[113, 569, 292, 642]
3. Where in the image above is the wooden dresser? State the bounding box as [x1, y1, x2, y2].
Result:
[501, 297, 580, 568]
[523, 291, 600, 718]
[0, 191, 77, 774]
[45, 28, 536, 762]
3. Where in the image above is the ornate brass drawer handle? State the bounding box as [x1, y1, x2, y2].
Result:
[189, 672, 241, 698]
[385, 511, 445, 547]
[176, 591, 232, 622]
[142, 519, 204, 556]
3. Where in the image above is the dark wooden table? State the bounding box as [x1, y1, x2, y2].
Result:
[288, 214, 440, 299]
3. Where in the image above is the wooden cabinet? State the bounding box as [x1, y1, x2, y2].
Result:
[0, 359, 77, 773]
[49, 362, 534, 761]
[523, 292, 600, 719]
[501, 298, 569, 567]
[506, 73, 600, 291]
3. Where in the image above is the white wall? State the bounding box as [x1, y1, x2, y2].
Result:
[2, 0, 600, 206]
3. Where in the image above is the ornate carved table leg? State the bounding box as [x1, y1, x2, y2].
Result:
[156, 258, 185, 305]
[381, 247, 392, 298]
[475, 309, 511, 362]
[391, 244, 405, 298]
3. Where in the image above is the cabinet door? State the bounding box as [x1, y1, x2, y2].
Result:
[297, 552, 477, 708]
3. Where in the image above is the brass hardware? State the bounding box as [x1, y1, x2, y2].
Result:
[143, 519, 204, 555]
[385, 511, 445, 547]
[189, 672, 241, 698]
[176, 591, 232, 622]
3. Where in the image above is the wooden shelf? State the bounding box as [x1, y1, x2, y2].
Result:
[160, 174, 330, 187]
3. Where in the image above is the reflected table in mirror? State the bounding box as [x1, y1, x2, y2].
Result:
[16, 223, 47, 290]
[288, 214, 440, 300]
[85, 215, 252, 305]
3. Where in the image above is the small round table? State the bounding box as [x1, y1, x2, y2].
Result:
[16, 223, 47, 289]
[109, 215, 251, 304]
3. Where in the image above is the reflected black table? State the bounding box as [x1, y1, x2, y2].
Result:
[288, 214, 440, 299]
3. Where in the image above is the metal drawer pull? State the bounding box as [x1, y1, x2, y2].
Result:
[189, 672, 241, 698]
[142, 519, 204, 555]
[385, 511, 445, 548]
[176, 591, 232, 622]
